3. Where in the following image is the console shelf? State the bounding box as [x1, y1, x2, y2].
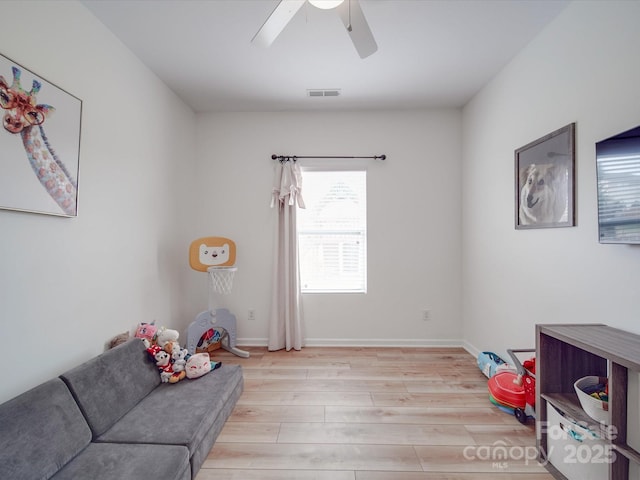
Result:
[537, 324, 640, 480]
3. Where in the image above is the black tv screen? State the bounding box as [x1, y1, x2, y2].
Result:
[596, 125, 640, 244]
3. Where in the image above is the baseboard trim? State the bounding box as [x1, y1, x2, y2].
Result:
[461, 340, 481, 358]
[238, 337, 464, 348]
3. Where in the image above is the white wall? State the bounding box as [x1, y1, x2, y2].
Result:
[194, 110, 463, 346]
[0, 1, 197, 404]
[11, 0, 634, 404]
[462, 0, 640, 358]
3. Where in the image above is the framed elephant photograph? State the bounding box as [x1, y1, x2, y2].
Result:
[0, 52, 82, 217]
[515, 123, 575, 229]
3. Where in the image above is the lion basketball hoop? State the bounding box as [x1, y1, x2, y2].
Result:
[185, 237, 250, 358]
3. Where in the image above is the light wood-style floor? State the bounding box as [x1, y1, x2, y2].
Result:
[195, 346, 554, 480]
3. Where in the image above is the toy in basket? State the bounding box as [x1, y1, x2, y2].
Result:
[487, 348, 536, 424]
[574, 376, 609, 424]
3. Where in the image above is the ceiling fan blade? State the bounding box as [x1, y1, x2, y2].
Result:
[336, 0, 378, 59]
[251, 0, 306, 48]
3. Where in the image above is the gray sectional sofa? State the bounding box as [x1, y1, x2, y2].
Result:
[0, 338, 243, 480]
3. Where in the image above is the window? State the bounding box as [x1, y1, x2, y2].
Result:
[297, 170, 367, 293]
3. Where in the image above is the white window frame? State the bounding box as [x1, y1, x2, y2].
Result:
[297, 167, 367, 294]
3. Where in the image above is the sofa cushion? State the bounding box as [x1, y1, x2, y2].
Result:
[61, 338, 160, 437]
[0, 378, 92, 480]
[97, 363, 243, 475]
[185, 368, 244, 478]
[52, 443, 190, 480]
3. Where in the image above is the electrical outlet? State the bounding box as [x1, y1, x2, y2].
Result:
[422, 309, 431, 321]
[248, 309, 255, 321]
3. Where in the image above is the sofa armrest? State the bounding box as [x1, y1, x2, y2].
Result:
[0, 378, 91, 479]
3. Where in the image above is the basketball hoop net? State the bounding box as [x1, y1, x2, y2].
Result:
[207, 266, 237, 316]
[207, 266, 237, 295]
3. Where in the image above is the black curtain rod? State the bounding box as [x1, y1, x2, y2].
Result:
[271, 154, 386, 161]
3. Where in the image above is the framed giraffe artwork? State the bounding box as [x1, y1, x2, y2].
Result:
[0, 52, 82, 217]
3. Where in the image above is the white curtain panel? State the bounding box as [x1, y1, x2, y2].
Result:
[268, 161, 305, 351]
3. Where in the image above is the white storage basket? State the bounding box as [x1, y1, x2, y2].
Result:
[574, 376, 609, 424]
[547, 403, 610, 480]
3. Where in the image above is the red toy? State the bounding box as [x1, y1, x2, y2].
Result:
[487, 349, 536, 424]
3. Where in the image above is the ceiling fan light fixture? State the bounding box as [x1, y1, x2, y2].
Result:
[252, 0, 377, 59]
[309, 0, 345, 10]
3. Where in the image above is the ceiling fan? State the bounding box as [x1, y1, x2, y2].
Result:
[251, 0, 378, 59]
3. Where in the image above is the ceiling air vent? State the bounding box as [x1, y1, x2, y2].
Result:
[307, 89, 341, 97]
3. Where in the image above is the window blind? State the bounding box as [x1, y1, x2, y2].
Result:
[297, 170, 367, 293]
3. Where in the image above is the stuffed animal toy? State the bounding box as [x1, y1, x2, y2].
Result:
[135, 322, 158, 348]
[146, 337, 217, 383]
[107, 331, 130, 349]
[146, 344, 186, 383]
[155, 327, 180, 348]
[163, 340, 180, 355]
[185, 353, 222, 379]
[171, 345, 189, 374]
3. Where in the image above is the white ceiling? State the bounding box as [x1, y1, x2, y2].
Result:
[82, 0, 569, 113]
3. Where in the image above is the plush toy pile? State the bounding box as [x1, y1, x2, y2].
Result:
[134, 322, 221, 384]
